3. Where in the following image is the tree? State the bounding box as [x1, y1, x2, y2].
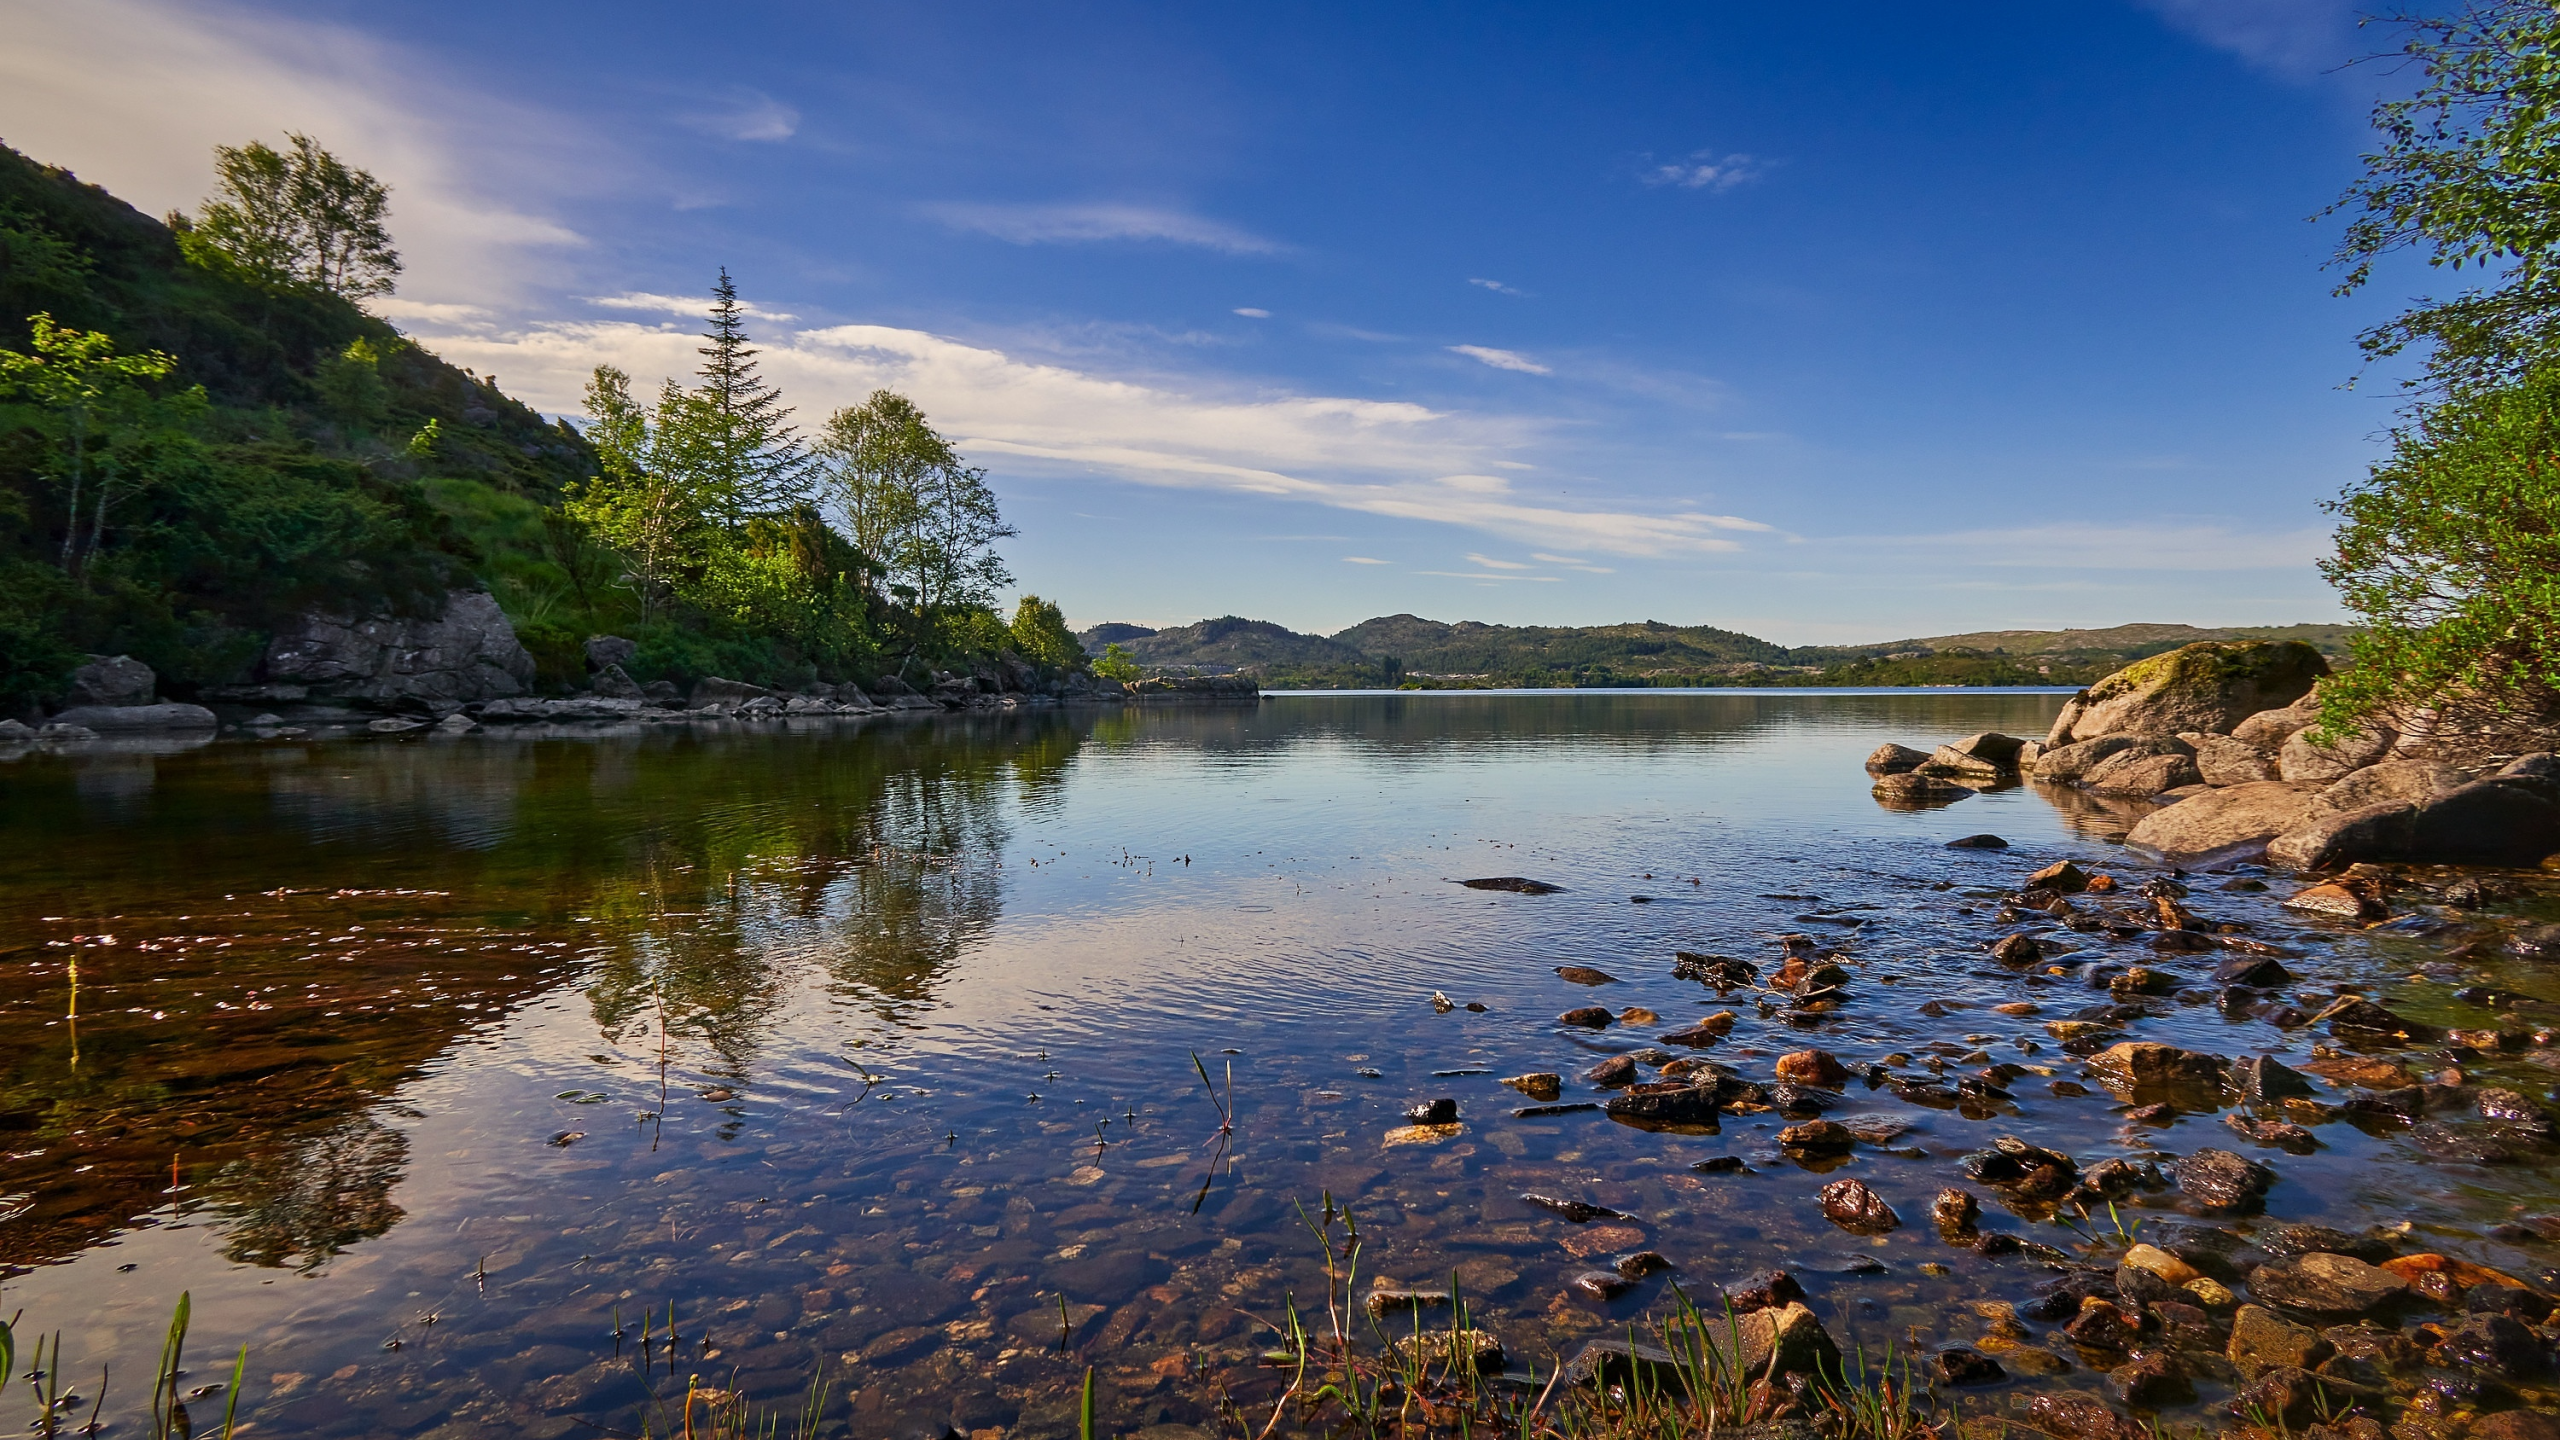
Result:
[1008, 595, 1085, 672]
[897, 459, 1015, 614]
[189, 134, 400, 299]
[1092, 642, 1142, 682]
[2329, 4, 2560, 393]
[687, 268, 805, 514]
[0, 313, 182, 571]
[314, 336, 393, 437]
[811, 389, 946, 575]
[565, 364, 719, 621]
[2319, 367, 2560, 728]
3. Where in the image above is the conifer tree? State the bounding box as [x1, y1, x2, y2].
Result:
[689, 268, 807, 515]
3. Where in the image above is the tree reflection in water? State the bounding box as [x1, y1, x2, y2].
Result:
[208, 1114, 408, 1271]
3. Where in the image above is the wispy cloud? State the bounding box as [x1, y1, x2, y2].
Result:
[1640, 149, 1763, 192]
[1414, 571, 1563, 582]
[2136, 0, 2359, 80]
[0, 0, 596, 310]
[1342, 556, 1389, 565]
[683, 89, 800, 142]
[403, 313, 1770, 558]
[1831, 521, 2331, 572]
[1233, 307, 1271, 318]
[1465, 552, 1534, 570]
[1469, 277, 1526, 296]
[919, 201, 1282, 254]
[1448, 345, 1551, 375]
[1533, 551, 1617, 574]
[372, 297, 493, 324]
[588, 291, 799, 322]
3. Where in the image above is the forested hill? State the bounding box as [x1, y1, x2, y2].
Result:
[0, 139, 593, 705]
[1080, 614, 2354, 688]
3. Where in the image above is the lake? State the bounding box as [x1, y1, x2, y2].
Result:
[2, 691, 2552, 1438]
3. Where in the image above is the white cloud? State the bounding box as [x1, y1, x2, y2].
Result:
[1342, 556, 1389, 565]
[1448, 345, 1551, 375]
[371, 298, 494, 324]
[588, 291, 800, 322]
[1534, 551, 1617, 574]
[1233, 307, 1271, 318]
[1414, 571, 1563, 582]
[1469, 278, 1525, 296]
[919, 202, 1281, 254]
[0, 0, 596, 312]
[1465, 553, 1534, 570]
[684, 90, 800, 142]
[403, 313, 1766, 557]
[2137, 0, 2359, 79]
[1641, 150, 1763, 192]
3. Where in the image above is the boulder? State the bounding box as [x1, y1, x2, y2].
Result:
[1864, 742, 1928, 774]
[2191, 732, 2278, 786]
[2035, 734, 2157, 781]
[583, 635, 638, 672]
[66, 654, 154, 708]
[2310, 759, 2465, 816]
[2232, 693, 2322, 753]
[2278, 722, 2395, 784]
[2081, 748, 2205, 796]
[2408, 778, 2560, 866]
[2266, 802, 2419, 871]
[46, 703, 217, 732]
[2123, 781, 2320, 865]
[2045, 641, 2328, 747]
[690, 676, 779, 709]
[1922, 732, 2027, 775]
[262, 590, 536, 704]
[591, 663, 645, 700]
[1871, 773, 1973, 807]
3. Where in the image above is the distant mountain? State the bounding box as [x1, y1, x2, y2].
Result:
[1061, 612, 2355, 689]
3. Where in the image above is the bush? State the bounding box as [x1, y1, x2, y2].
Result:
[2320, 367, 2560, 730]
[1007, 595, 1084, 673]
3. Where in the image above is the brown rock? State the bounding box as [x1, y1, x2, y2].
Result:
[2310, 759, 2465, 816]
[2248, 1253, 2410, 1320]
[2283, 881, 2387, 921]
[2037, 735, 2163, 781]
[2172, 1148, 2273, 1214]
[2473, 1413, 2560, 1440]
[2227, 1304, 2333, 1381]
[2029, 859, 2090, 893]
[2231, 692, 2320, 752]
[2278, 721, 2395, 783]
[1931, 1187, 1982, 1240]
[2267, 801, 2420, 871]
[1558, 1006, 1614, 1028]
[1991, 932, 2044, 966]
[1555, 965, 1618, 985]
[1775, 1049, 1851, 1089]
[1872, 772, 1974, 807]
[1864, 742, 1930, 774]
[2087, 1042, 2230, 1093]
[2062, 1296, 2144, 1352]
[1818, 1178, 1900, 1234]
[1502, 1073, 1562, 1100]
[1585, 1055, 1638, 1088]
[2022, 1390, 2149, 1440]
[1778, 1119, 1855, 1153]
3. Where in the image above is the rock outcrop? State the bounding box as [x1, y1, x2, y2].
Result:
[66, 654, 155, 708]
[2123, 781, 2320, 864]
[261, 591, 535, 706]
[2044, 641, 2328, 747]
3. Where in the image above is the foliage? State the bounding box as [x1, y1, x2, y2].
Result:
[1008, 594, 1086, 673]
[2318, 367, 2560, 727]
[812, 389, 941, 572]
[1091, 642, 1143, 682]
[0, 137, 584, 706]
[185, 133, 400, 300]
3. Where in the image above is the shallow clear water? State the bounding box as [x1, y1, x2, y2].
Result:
[2, 692, 2553, 1438]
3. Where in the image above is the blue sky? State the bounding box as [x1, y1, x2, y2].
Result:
[0, 0, 2424, 642]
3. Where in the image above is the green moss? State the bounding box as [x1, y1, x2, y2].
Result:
[2088, 640, 2326, 700]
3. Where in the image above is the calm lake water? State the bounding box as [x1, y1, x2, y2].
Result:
[3, 691, 2552, 1438]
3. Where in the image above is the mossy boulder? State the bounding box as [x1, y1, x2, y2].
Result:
[2046, 641, 2328, 746]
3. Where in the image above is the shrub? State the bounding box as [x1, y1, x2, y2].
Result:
[2319, 367, 2560, 730]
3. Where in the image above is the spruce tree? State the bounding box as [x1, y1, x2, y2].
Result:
[691, 267, 807, 515]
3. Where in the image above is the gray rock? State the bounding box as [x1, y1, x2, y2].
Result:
[2500, 752, 2560, 781]
[2231, 1055, 2314, 1103]
[2082, 748, 2205, 796]
[2046, 641, 2328, 747]
[66, 654, 154, 707]
[2191, 731, 2278, 786]
[0, 718, 33, 742]
[689, 676, 779, 709]
[2124, 781, 2321, 865]
[583, 635, 637, 672]
[2266, 801, 2420, 870]
[35, 723, 97, 741]
[2408, 778, 2560, 866]
[2246, 1253, 2409, 1320]
[262, 591, 535, 704]
[1871, 772, 1974, 807]
[2278, 722, 2395, 784]
[2173, 1147, 2274, 1214]
[47, 703, 217, 732]
[591, 663, 645, 700]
